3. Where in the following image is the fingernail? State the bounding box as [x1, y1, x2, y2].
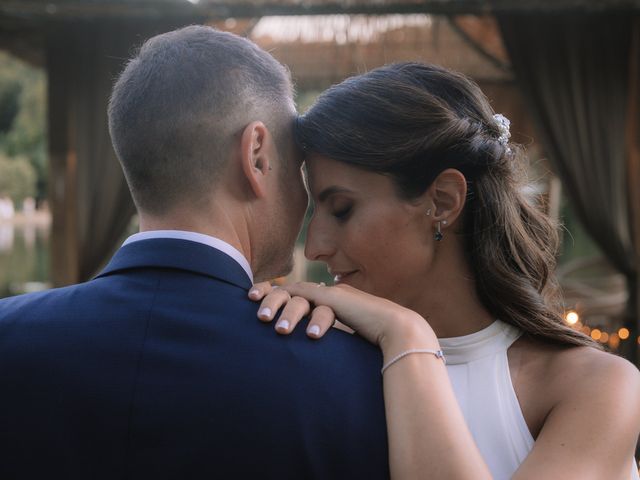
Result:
[259, 307, 272, 319]
[276, 319, 290, 331]
[308, 325, 321, 337]
[249, 288, 260, 298]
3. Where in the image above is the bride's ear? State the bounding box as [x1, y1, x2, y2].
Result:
[428, 169, 467, 227]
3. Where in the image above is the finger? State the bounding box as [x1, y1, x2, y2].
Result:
[280, 282, 334, 306]
[256, 288, 291, 322]
[248, 281, 275, 301]
[274, 296, 311, 335]
[281, 282, 392, 345]
[306, 305, 336, 339]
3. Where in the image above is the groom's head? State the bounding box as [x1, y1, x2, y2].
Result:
[108, 26, 307, 280]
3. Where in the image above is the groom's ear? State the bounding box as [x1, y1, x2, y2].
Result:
[429, 168, 467, 226]
[239, 121, 273, 199]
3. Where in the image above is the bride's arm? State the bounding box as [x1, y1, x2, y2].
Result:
[380, 317, 491, 479]
[250, 282, 492, 480]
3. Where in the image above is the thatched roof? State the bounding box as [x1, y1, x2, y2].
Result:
[243, 15, 511, 87]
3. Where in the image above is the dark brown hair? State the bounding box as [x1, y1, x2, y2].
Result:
[108, 25, 294, 214]
[296, 62, 597, 348]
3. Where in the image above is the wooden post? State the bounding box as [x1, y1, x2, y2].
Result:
[47, 30, 79, 286]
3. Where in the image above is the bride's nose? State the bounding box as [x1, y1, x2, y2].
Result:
[304, 216, 335, 261]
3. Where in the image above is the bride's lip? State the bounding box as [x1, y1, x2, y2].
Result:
[332, 271, 358, 284]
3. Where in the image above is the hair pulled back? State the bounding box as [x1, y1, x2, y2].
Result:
[296, 62, 596, 348]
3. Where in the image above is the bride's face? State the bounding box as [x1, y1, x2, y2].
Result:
[304, 154, 433, 304]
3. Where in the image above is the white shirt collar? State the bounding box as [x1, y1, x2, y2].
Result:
[122, 230, 253, 283]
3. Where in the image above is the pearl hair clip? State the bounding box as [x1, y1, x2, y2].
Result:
[493, 113, 513, 155]
[493, 113, 511, 146]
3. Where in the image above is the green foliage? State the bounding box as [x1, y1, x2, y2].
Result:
[558, 197, 602, 265]
[0, 79, 21, 133]
[0, 153, 37, 204]
[0, 51, 47, 201]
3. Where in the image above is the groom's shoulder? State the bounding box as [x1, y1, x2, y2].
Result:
[268, 320, 384, 381]
[0, 271, 153, 327]
[0, 283, 81, 316]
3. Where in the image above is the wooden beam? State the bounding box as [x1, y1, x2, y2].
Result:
[1, 0, 639, 22]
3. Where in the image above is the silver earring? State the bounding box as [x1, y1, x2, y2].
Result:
[435, 221, 443, 241]
[426, 208, 432, 216]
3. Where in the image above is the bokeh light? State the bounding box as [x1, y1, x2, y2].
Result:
[618, 328, 630, 340]
[565, 311, 579, 325]
[608, 333, 620, 349]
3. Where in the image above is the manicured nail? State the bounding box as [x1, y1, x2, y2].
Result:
[249, 288, 260, 298]
[259, 307, 272, 319]
[276, 319, 290, 331]
[308, 325, 321, 337]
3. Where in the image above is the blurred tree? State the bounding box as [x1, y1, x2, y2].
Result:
[0, 153, 37, 205]
[0, 51, 47, 202]
[0, 78, 21, 133]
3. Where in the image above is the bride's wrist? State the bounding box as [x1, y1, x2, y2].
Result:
[379, 311, 439, 358]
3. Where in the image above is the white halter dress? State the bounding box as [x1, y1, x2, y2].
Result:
[439, 320, 640, 480]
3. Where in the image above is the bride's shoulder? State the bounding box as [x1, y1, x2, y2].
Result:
[514, 334, 640, 405]
[510, 335, 640, 438]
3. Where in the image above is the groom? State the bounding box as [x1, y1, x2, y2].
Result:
[0, 26, 388, 479]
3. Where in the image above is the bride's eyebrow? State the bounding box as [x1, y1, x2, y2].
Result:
[317, 186, 354, 203]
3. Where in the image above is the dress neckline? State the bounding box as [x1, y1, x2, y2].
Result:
[439, 320, 521, 365]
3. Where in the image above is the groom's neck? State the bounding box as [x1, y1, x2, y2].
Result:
[137, 206, 251, 264]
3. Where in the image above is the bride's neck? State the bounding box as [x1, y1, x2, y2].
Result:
[404, 245, 495, 339]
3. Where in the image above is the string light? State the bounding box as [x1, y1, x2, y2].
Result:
[608, 333, 620, 349]
[563, 311, 635, 351]
[565, 311, 580, 325]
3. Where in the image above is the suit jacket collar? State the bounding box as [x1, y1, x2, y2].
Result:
[95, 238, 253, 290]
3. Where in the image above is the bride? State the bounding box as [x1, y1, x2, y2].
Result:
[249, 63, 640, 479]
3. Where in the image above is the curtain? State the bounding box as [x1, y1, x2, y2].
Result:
[497, 14, 639, 362]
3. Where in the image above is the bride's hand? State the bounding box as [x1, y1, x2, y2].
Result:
[249, 281, 438, 353]
[248, 281, 337, 339]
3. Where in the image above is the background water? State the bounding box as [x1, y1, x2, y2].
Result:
[0, 220, 50, 298]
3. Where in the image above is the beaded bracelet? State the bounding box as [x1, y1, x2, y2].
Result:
[381, 348, 446, 375]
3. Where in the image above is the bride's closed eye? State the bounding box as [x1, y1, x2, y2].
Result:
[330, 201, 353, 221]
[332, 206, 352, 221]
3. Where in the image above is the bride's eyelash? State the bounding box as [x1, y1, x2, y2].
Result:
[332, 205, 352, 220]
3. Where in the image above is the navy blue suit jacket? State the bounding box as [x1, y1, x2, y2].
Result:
[0, 239, 389, 479]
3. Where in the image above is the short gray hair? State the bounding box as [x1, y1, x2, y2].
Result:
[108, 25, 294, 214]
